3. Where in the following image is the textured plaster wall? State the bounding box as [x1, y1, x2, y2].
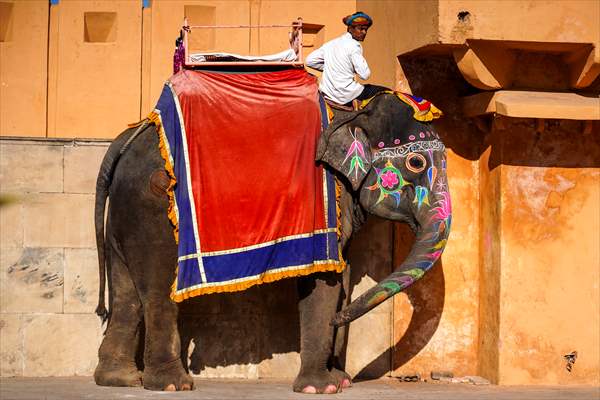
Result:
[492, 118, 600, 385]
[438, 0, 600, 45]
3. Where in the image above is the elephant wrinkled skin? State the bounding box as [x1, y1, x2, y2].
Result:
[93, 92, 451, 393]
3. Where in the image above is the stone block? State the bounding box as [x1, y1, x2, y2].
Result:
[23, 314, 103, 377]
[23, 193, 95, 248]
[64, 248, 99, 313]
[0, 247, 64, 313]
[63, 144, 108, 194]
[257, 352, 299, 379]
[345, 308, 391, 379]
[0, 314, 23, 377]
[257, 311, 300, 378]
[0, 142, 63, 193]
[0, 200, 23, 248]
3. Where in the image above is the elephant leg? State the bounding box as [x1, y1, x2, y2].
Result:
[293, 271, 344, 394]
[94, 243, 143, 387]
[331, 266, 352, 389]
[140, 295, 193, 391]
[126, 244, 193, 392]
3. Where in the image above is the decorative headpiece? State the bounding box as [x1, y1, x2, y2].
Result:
[343, 12, 373, 27]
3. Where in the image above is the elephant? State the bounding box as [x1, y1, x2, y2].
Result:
[92, 90, 451, 393]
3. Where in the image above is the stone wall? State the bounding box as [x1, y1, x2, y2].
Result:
[0, 138, 109, 376]
[0, 137, 395, 378]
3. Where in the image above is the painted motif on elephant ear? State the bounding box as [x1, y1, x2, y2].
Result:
[342, 127, 368, 180]
[365, 160, 410, 206]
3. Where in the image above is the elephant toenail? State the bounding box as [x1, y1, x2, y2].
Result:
[164, 384, 176, 391]
[302, 386, 317, 394]
[182, 384, 192, 391]
[341, 379, 352, 388]
[324, 384, 339, 394]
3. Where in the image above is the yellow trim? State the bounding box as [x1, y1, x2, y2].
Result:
[149, 111, 179, 244]
[325, 102, 335, 122]
[334, 179, 347, 268]
[171, 261, 345, 302]
[127, 119, 147, 128]
[360, 90, 443, 122]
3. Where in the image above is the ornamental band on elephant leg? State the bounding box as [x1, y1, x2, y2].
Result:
[93, 78, 448, 393]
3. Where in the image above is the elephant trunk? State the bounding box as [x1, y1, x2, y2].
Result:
[331, 191, 451, 327]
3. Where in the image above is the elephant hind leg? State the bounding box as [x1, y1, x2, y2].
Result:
[124, 244, 193, 391]
[94, 241, 143, 387]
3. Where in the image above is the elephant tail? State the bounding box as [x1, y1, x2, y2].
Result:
[95, 120, 150, 323]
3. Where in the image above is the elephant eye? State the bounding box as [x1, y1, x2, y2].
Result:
[405, 153, 426, 173]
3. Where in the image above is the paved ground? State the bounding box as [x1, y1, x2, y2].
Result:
[1, 377, 598, 400]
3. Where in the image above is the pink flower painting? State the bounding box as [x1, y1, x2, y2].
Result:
[380, 170, 399, 189]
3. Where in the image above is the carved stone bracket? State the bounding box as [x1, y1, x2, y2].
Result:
[453, 39, 600, 91]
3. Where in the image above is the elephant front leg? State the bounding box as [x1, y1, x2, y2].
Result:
[294, 271, 347, 394]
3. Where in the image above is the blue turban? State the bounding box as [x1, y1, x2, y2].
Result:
[342, 12, 373, 27]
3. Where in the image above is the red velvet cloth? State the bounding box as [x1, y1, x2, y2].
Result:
[169, 69, 327, 252]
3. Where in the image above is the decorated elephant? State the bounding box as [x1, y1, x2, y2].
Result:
[92, 71, 451, 394]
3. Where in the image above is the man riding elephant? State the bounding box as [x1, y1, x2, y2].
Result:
[305, 12, 389, 106]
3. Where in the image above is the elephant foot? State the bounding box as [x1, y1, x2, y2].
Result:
[142, 359, 194, 391]
[94, 360, 142, 387]
[331, 368, 352, 388]
[293, 370, 341, 394]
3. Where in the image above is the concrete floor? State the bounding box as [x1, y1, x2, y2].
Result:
[1, 377, 599, 400]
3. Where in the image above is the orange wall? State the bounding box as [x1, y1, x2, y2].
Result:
[0, 0, 48, 137]
[495, 120, 599, 385]
[357, 0, 440, 88]
[0, 0, 354, 139]
[438, 0, 600, 45]
[46, 1, 142, 138]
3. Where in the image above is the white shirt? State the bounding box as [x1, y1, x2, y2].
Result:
[305, 33, 371, 104]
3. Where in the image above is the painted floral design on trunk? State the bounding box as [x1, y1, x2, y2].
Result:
[363, 178, 452, 311]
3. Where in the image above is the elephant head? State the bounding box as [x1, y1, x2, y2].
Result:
[316, 92, 451, 327]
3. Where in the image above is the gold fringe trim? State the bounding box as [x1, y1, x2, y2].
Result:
[149, 111, 179, 244]
[359, 90, 443, 122]
[335, 177, 343, 239]
[334, 178, 347, 270]
[171, 261, 345, 302]
[128, 119, 147, 128]
[325, 102, 335, 122]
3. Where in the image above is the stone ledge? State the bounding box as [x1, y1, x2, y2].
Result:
[463, 91, 600, 120]
[0, 137, 111, 146]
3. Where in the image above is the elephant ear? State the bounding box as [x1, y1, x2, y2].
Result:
[316, 123, 372, 191]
